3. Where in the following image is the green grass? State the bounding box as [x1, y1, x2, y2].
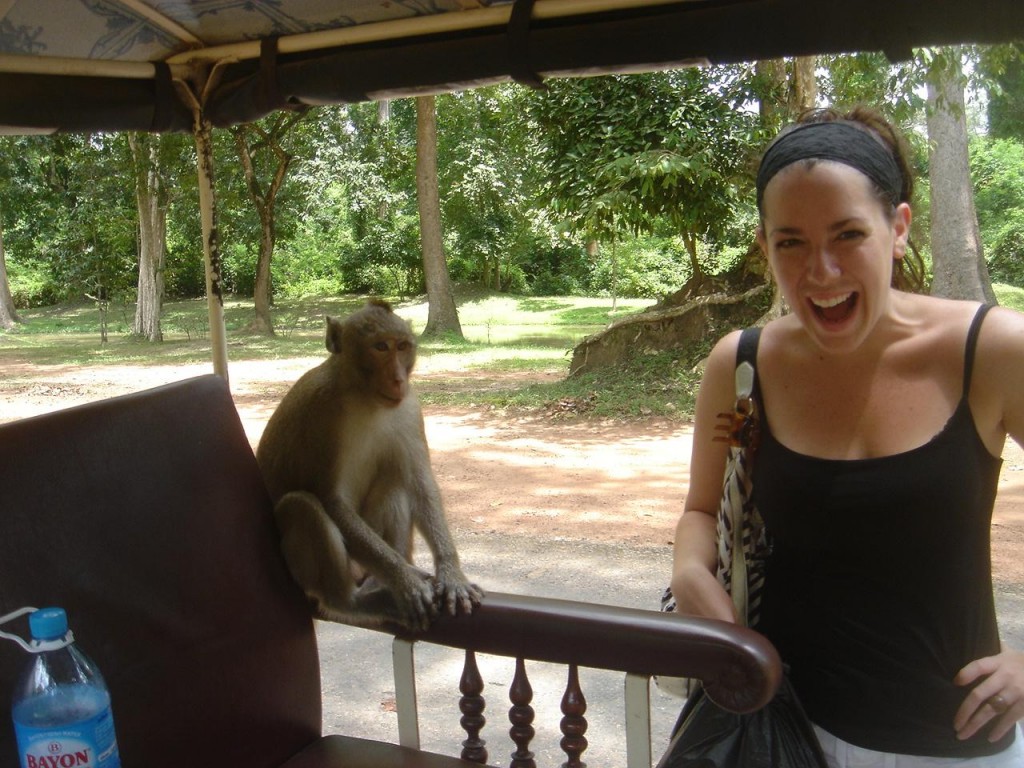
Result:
[8, 284, 1024, 421]
[421, 347, 707, 421]
[1, 291, 703, 420]
[994, 283, 1024, 313]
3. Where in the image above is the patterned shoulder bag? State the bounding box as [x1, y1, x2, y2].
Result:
[656, 327, 770, 695]
[712, 326, 769, 628]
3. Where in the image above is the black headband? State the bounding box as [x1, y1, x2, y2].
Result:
[755, 121, 903, 212]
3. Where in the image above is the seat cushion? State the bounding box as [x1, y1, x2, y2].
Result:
[0, 376, 322, 768]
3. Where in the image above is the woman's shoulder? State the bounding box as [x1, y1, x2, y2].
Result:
[706, 327, 744, 365]
[706, 323, 773, 372]
[700, 329, 749, 402]
[902, 294, 1024, 342]
[968, 301, 1024, 449]
[887, 293, 990, 347]
[980, 301, 1024, 335]
[886, 296, 1024, 406]
[975, 301, 1024, 366]
[895, 291, 977, 322]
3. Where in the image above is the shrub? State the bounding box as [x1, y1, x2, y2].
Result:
[986, 209, 1024, 287]
[6, 259, 60, 308]
[588, 235, 690, 298]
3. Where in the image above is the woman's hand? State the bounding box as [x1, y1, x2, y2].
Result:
[954, 648, 1024, 742]
[670, 510, 737, 623]
[670, 558, 737, 623]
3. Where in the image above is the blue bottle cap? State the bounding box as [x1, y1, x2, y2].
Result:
[29, 607, 69, 641]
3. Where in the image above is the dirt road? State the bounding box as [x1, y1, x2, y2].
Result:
[2, 355, 1022, 569]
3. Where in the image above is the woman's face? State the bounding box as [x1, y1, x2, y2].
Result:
[757, 160, 911, 354]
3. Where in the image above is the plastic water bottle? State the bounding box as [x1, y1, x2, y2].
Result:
[11, 607, 120, 768]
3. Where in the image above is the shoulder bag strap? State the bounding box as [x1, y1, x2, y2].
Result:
[735, 326, 762, 401]
[728, 326, 762, 626]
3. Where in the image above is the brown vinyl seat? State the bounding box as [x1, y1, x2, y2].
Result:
[0, 375, 779, 768]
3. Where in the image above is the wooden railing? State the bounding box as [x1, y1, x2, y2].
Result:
[388, 591, 781, 768]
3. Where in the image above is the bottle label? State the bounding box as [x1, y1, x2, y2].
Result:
[14, 706, 120, 768]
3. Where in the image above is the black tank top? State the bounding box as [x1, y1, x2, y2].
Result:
[752, 305, 1015, 758]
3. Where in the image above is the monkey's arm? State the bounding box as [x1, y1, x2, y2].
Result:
[411, 475, 484, 616]
[324, 494, 441, 630]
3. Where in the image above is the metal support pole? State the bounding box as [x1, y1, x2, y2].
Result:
[190, 107, 229, 382]
[393, 638, 422, 749]
[624, 672, 653, 768]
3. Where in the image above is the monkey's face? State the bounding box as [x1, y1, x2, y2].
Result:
[327, 302, 418, 407]
[364, 334, 416, 406]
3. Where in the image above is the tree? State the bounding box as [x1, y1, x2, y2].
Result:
[230, 110, 307, 334]
[925, 47, 996, 303]
[539, 69, 770, 375]
[341, 100, 423, 295]
[40, 134, 137, 324]
[128, 133, 168, 341]
[984, 43, 1024, 141]
[0, 211, 21, 328]
[0, 135, 79, 313]
[269, 106, 355, 299]
[435, 86, 539, 293]
[970, 135, 1024, 286]
[415, 95, 462, 338]
[530, 69, 762, 288]
[0, 138, 24, 328]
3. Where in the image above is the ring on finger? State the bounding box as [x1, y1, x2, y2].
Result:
[987, 694, 1010, 715]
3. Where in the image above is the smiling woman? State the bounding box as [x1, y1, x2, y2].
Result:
[669, 106, 1024, 768]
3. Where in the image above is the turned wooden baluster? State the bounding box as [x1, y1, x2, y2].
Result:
[559, 664, 588, 768]
[459, 649, 488, 764]
[508, 657, 537, 768]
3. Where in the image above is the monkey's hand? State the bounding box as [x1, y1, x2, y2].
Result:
[389, 564, 444, 631]
[434, 562, 485, 617]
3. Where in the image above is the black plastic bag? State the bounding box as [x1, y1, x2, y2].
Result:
[658, 675, 829, 768]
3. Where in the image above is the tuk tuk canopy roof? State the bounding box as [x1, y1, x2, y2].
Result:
[2, 0, 1023, 134]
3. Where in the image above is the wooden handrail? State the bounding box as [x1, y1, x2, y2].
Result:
[396, 591, 781, 715]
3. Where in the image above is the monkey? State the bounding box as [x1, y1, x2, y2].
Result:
[256, 299, 483, 631]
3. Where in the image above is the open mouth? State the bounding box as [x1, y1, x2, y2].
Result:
[809, 292, 857, 325]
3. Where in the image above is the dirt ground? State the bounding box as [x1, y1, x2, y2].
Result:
[2, 355, 1023, 587]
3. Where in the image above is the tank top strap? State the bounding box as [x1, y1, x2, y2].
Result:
[963, 303, 994, 398]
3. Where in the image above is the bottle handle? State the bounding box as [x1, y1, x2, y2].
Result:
[0, 607, 74, 653]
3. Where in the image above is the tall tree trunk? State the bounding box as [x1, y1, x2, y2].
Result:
[756, 58, 788, 126]
[790, 56, 818, 113]
[0, 213, 22, 329]
[609, 236, 618, 313]
[682, 232, 700, 278]
[377, 99, 391, 219]
[253, 211, 275, 334]
[128, 134, 166, 342]
[416, 95, 463, 338]
[927, 47, 996, 303]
